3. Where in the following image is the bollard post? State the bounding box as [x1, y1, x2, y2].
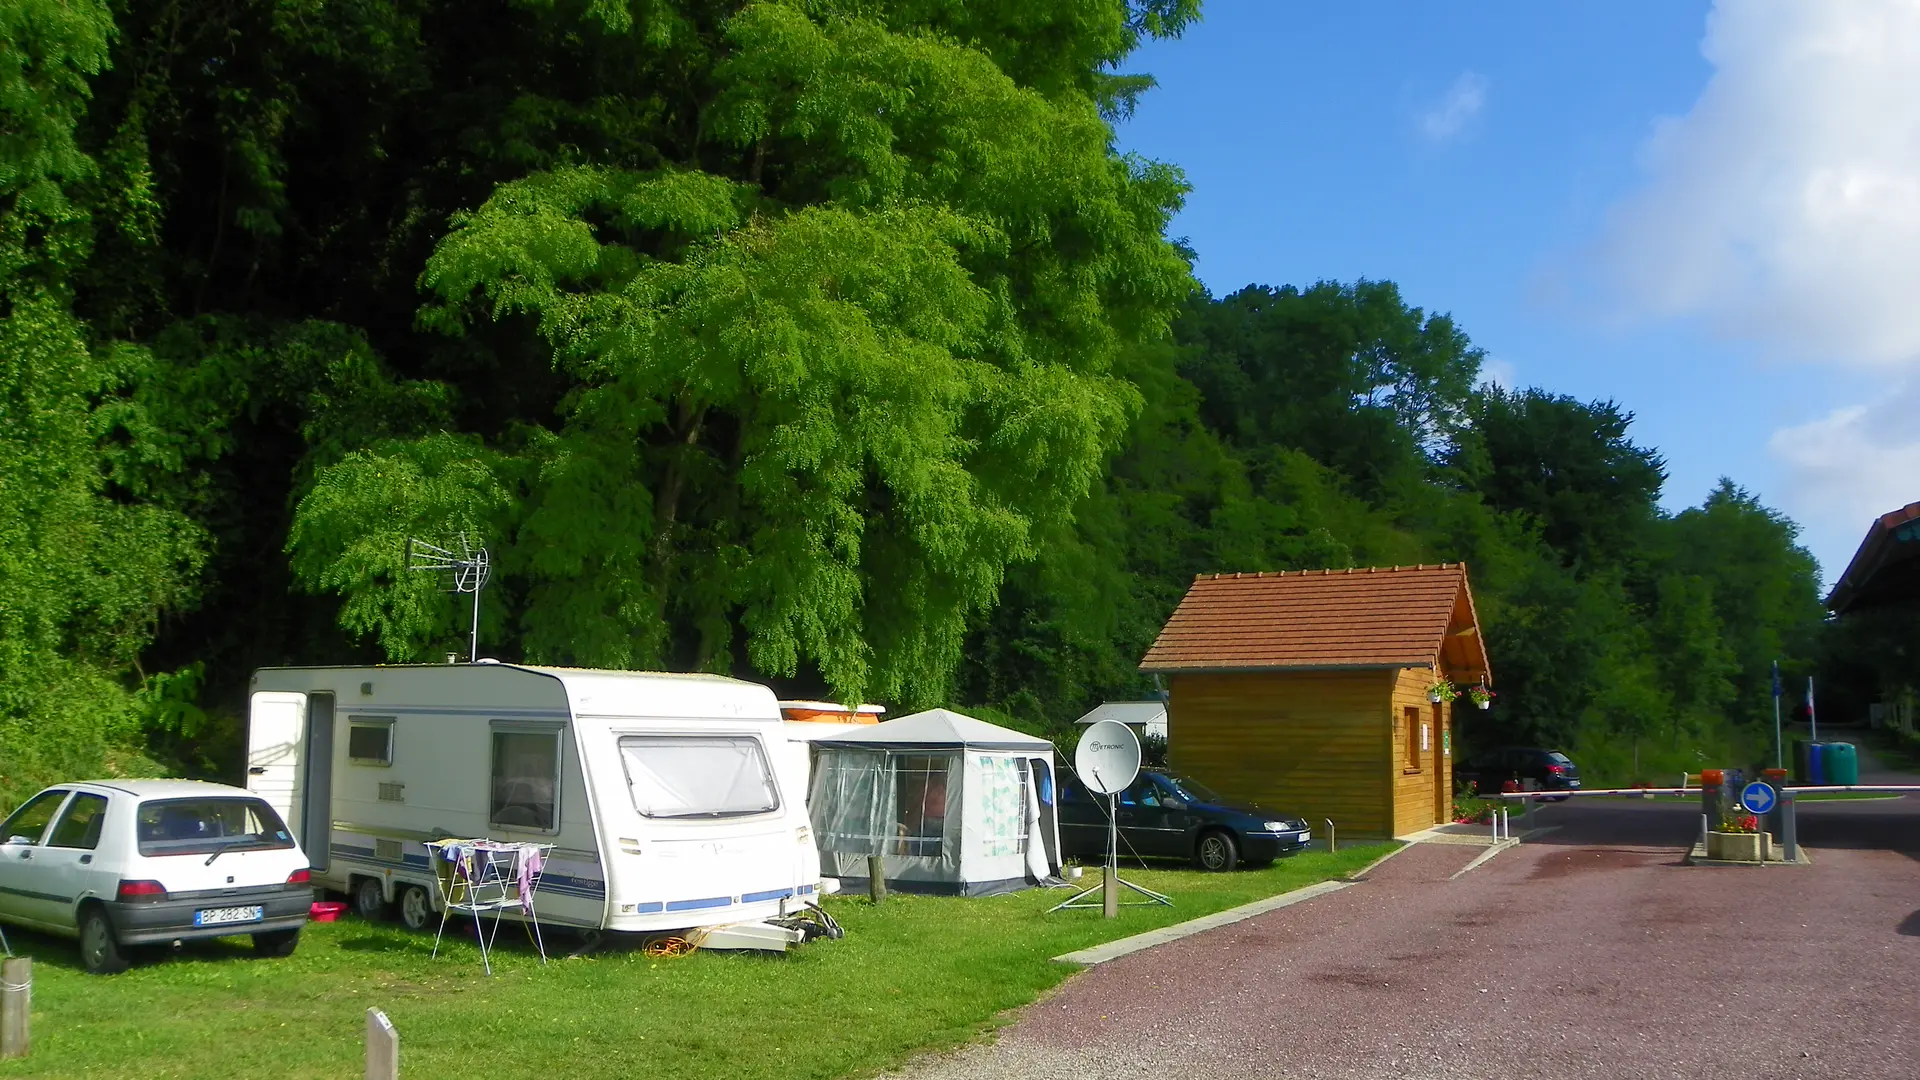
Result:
[866, 855, 887, 905]
[1, 956, 27, 1060]
[1501, 808, 1510, 840]
[1782, 789, 1798, 863]
[367, 1008, 398, 1080]
[1700, 769, 1722, 839]
[1325, 818, 1336, 855]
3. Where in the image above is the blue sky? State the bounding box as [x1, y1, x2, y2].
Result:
[1114, 1, 1920, 585]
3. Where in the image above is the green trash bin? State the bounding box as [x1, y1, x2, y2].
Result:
[1824, 741, 1859, 786]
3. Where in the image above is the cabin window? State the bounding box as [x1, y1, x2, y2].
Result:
[347, 716, 395, 766]
[618, 736, 778, 818]
[893, 755, 950, 857]
[489, 724, 562, 832]
[1403, 707, 1422, 771]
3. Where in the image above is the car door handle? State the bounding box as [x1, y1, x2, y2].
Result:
[79, 854, 92, 864]
[17, 850, 29, 859]
[248, 766, 267, 775]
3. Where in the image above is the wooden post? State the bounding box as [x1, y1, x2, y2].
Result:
[2, 957, 29, 1060]
[366, 1007, 398, 1080]
[866, 855, 886, 904]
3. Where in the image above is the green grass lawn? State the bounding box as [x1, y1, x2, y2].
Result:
[0, 845, 1390, 1080]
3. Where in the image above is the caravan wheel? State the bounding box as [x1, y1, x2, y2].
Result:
[399, 884, 433, 931]
[353, 877, 390, 920]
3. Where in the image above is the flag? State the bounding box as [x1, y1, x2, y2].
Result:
[1771, 660, 1782, 699]
[1807, 676, 1816, 727]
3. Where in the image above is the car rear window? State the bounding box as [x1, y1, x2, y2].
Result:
[136, 798, 294, 857]
[1546, 752, 1573, 764]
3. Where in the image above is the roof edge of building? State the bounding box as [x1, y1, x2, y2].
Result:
[1138, 661, 1433, 675]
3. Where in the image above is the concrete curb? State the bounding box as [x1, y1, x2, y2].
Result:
[1684, 841, 1813, 867]
[1447, 837, 1520, 879]
[1051, 879, 1353, 966]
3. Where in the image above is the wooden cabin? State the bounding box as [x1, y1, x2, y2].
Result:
[1139, 564, 1491, 840]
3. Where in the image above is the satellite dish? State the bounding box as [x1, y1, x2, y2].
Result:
[1075, 720, 1142, 796]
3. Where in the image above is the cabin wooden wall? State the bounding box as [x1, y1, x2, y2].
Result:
[1388, 667, 1453, 835]
[1165, 671, 1396, 839]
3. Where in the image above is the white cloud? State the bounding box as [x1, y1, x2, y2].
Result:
[1476, 356, 1517, 390]
[1597, 0, 1920, 366]
[1590, 0, 1920, 576]
[1419, 72, 1489, 143]
[1770, 383, 1920, 525]
[1768, 380, 1920, 576]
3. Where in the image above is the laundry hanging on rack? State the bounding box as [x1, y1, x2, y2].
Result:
[517, 849, 545, 913]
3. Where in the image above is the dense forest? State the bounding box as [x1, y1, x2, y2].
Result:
[1, 0, 1831, 805]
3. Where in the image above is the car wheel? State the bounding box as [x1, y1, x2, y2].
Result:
[80, 906, 130, 976]
[398, 884, 433, 931]
[353, 876, 390, 920]
[252, 928, 301, 957]
[1195, 830, 1239, 872]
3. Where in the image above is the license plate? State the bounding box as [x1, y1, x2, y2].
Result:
[1298, 830, 1311, 843]
[193, 905, 263, 927]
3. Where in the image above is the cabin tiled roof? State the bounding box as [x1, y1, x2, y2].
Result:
[1139, 564, 1490, 680]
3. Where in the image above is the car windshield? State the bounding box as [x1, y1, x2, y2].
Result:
[1163, 775, 1222, 803]
[136, 798, 294, 857]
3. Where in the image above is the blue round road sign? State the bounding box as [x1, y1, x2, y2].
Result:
[1739, 781, 1777, 815]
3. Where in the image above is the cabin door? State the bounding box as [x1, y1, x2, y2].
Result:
[1432, 703, 1448, 823]
[248, 692, 308, 833]
[302, 692, 335, 871]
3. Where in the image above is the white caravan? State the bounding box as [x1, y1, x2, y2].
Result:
[245, 663, 822, 936]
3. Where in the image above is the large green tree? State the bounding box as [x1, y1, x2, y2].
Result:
[0, 0, 202, 798]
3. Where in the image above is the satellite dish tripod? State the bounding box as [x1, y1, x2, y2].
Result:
[1048, 769, 1172, 917]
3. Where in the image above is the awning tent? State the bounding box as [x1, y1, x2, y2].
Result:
[807, 709, 1063, 896]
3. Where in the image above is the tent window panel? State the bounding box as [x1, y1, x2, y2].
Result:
[975, 755, 1029, 857]
[894, 755, 949, 857]
[619, 736, 778, 818]
[812, 753, 887, 854]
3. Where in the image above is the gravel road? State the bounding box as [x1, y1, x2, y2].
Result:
[892, 779, 1920, 1080]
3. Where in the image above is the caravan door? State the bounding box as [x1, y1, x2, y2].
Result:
[247, 692, 307, 842]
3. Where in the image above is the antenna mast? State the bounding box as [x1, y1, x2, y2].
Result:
[406, 534, 492, 663]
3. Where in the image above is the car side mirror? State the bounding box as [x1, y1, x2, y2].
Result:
[6, 835, 31, 846]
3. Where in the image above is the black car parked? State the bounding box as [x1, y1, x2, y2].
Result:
[1454, 747, 1582, 799]
[1058, 769, 1311, 871]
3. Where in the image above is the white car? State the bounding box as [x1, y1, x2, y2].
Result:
[0, 779, 313, 974]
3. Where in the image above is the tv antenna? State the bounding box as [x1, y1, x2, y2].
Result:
[406, 533, 491, 663]
[1049, 720, 1171, 916]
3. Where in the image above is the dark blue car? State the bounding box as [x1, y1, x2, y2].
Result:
[1058, 769, 1311, 871]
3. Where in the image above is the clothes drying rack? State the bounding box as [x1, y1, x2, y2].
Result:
[425, 839, 553, 974]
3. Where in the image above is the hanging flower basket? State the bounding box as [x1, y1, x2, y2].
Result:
[1468, 685, 1496, 711]
[1427, 681, 1458, 704]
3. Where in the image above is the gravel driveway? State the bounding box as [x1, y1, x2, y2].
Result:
[893, 783, 1920, 1080]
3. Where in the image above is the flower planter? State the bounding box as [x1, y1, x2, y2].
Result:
[1706, 831, 1762, 862]
[1475, 700, 1490, 710]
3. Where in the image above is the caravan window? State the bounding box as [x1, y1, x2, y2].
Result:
[347, 717, 394, 765]
[490, 725, 562, 832]
[619, 736, 778, 818]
